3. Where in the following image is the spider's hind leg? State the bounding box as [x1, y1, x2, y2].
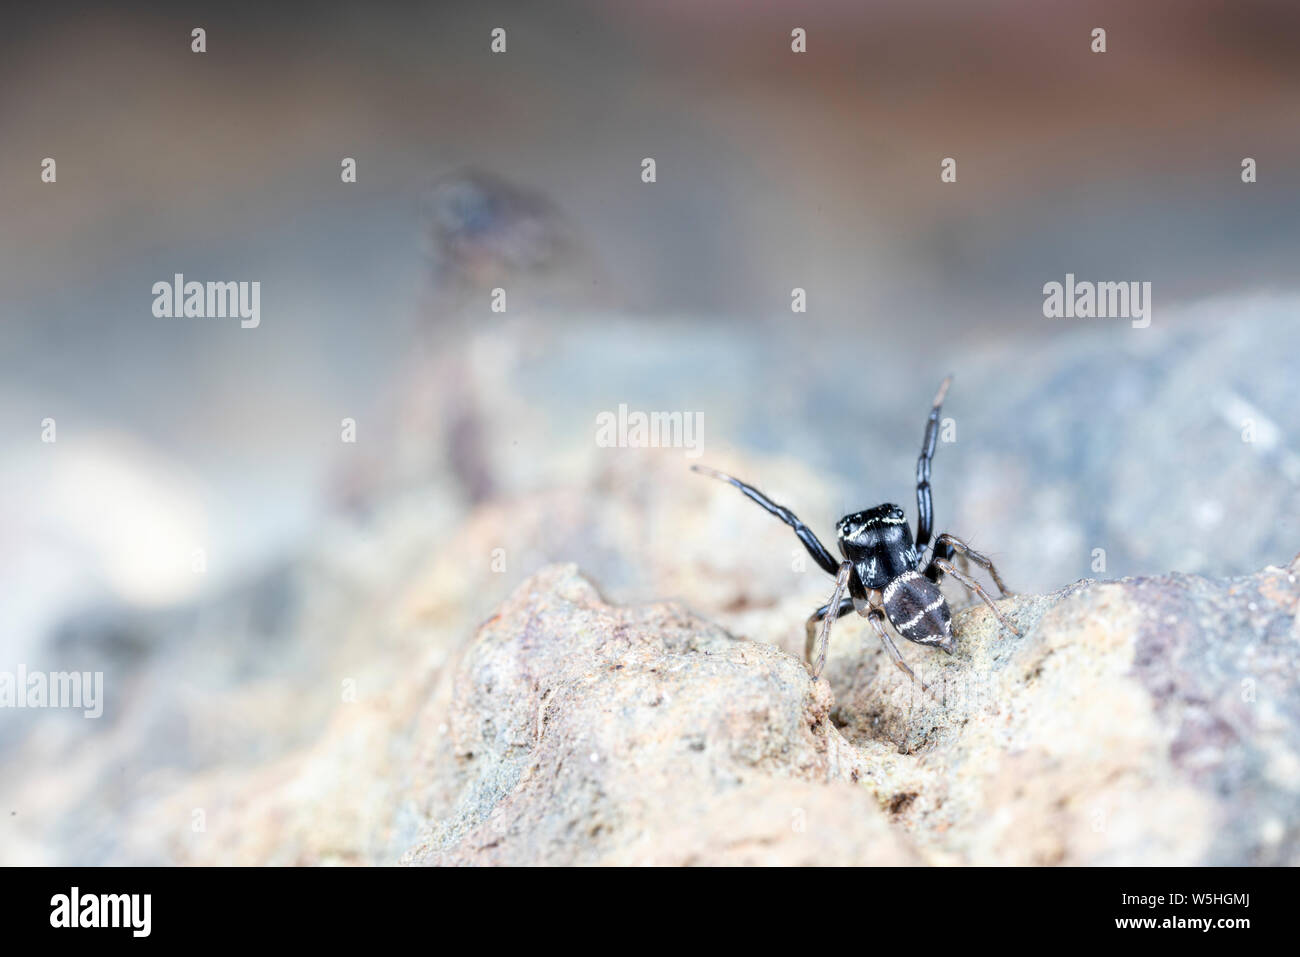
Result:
[930, 556, 1021, 637]
[934, 532, 1013, 596]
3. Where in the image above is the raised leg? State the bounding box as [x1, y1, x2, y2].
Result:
[914, 375, 952, 556]
[692, 465, 840, 576]
[930, 557, 1021, 637]
[804, 595, 854, 667]
[865, 608, 933, 696]
[934, 532, 1013, 596]
[809, 561, 852, 678]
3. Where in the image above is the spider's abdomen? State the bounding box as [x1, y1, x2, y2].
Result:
[882, 570, 953, 651]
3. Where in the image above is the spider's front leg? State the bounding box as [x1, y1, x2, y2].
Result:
[914, 375, 952, 555]
[691, 465, 841, 576]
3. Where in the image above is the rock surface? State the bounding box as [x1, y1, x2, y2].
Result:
[405, 563, 915, 865]
[5, 441, 1299, 866]
[407, 560, 1300, 866]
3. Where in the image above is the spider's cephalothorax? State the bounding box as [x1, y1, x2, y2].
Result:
[836, 504, 919, 590]
[693, 377, 1020, 689]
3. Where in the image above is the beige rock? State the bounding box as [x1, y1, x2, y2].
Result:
[404, 564, 915, 865]
[407, 559, 1300, 866]
[7, 450, 1297, 866]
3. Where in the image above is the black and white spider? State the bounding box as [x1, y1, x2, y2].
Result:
[693, 377, 1020, 687]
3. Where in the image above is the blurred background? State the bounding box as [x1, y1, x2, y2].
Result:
[2, 0, 1299, 863]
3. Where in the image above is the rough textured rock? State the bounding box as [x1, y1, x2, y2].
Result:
[6, 440, 1299, 866]
[408, 560, 1300, 866]
[819, 560, 1300, 866]
[405, 563, 914, 865]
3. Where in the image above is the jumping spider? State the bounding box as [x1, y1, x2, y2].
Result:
[693, 377, 1020, 688]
